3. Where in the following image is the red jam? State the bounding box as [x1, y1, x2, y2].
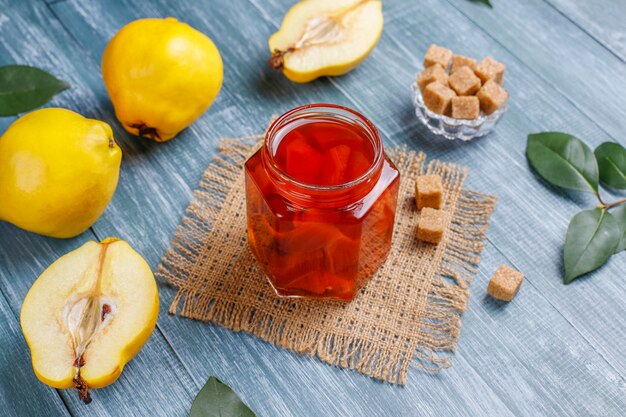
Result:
[245, 104, 400, 300]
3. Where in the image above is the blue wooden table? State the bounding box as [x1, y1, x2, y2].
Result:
[2, 0, 626, 416]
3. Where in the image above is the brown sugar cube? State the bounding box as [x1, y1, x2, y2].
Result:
[423, 82, 456, 115]
[417, 64, 449, 92]
[475, 56, 506, 84]
[451, 96, 480, 120]
[448, 66, 482, 96]
[450, 54, 477, 74]
[415, 175, 443, 209]
[476, 80, 508, 115]
[424, 44, 453, 69]
[417, 208, 446, 244]
[487, 264, 524, 301]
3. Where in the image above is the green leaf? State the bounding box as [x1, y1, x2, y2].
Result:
[469, 0, 492, 7]
[611, 204, 626, 253]
[594, 142, 626, 189]
[527, 132, 599, 193]
[189, 377, 256, 417]
[563, 208, 620, 283]
[0, 65, 69, 116]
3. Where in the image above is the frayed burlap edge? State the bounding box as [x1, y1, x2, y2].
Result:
[158, 133, 497, 385]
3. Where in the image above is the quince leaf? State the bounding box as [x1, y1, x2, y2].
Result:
[189, 376, 256, 417]
[595, 142, 626, 189]
[563, 208, 620, 284]
[0, 65, 69, 116]
[469, 0, 493, 7]
[527, 132, 599, 193]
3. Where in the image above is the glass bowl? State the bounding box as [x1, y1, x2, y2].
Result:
[411, 72, 508, 141]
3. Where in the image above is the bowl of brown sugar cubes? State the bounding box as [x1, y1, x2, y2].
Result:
[412, 44, 509, 141]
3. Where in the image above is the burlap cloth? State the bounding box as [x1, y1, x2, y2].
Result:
[158, 127, 497, 385]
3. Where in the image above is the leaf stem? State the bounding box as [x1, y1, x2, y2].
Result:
[595, 192, 606, 206]
[604, 198, 626, 210]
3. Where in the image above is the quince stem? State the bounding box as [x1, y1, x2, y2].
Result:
[268, 48, 294, 70]
[604, 198, 626, 210]
[595, 192, 626, 210]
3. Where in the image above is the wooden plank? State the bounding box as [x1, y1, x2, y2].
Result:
[544, 0, 626, 61]
[427, 0, 626, 373]
[239, 2, 623, 412]
[0, 2, 201, 416]
[457, 247, 626, 416]
[254, 0, 626, 377]
[0, 284, 71, 417]
[155, 286, 518, 417]
[46, 0, 360, 262]
[45, 0, 523, 415]
[441, 0, 626, 147]
[0, 226, 198, 417]
[249, 3, 619, 410]
[49, 0, 626, 416]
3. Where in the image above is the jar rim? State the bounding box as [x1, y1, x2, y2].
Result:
[263, 103, 384, 192]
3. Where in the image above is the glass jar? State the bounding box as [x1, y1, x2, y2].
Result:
[245, 104, 400, 300]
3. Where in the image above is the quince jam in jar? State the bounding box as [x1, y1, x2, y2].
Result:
[245, 104, 400, 300]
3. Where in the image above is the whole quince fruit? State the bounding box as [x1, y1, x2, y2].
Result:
[0, 108, 121, 238]
[102, 18, 223, 142]
[268, 0, 383, 83]
[21, 238, 159, 403]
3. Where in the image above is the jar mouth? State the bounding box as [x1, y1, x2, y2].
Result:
[263, 104, 384, 192]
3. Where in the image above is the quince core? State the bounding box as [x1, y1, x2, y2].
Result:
[20, 238, 159, 403]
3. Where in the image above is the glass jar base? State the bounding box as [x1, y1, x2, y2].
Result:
[269, 281, 357, 301]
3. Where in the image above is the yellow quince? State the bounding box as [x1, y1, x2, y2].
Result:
[102, 18, 223, 142]
[0, 108, 121, 238]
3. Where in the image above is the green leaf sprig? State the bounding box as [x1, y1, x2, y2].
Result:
[527, 132, 626, 284]
[189, 376, 256, 417]
[0, 65, 69, 116]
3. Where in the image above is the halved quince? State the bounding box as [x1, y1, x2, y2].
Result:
[268, 0, 383, 83]
[20, 238, 158, 403]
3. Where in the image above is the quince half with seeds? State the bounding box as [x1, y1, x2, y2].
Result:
[268, 0, 383, 83]
[20, 238, 158, 404]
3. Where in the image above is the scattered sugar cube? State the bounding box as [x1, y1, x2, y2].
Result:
[450, 54, 477, 74]
[415, 175, 443, 209]
[417, 207, 446, 244]
[475, 56, 506, 84]
[477, 80, 508, 115]
[487, 264, 524, 301]
[417, 64, 449, 92]
[451, 96, 480, 120]
[424, 44, 453, 69]
[449, 66, 482, 96]
[423, 82, 456, 115]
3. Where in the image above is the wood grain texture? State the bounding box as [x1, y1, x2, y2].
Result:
[437, 0, 626, 376]
[0, 226, 198, 417]
[258, 0, 626, 378]
[0, 1, 199, 416]
[444, 0, 626, 148]
[0, 282, 70, 416]
[545, 0, 626, 61]
[0, 0, 625, 416]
